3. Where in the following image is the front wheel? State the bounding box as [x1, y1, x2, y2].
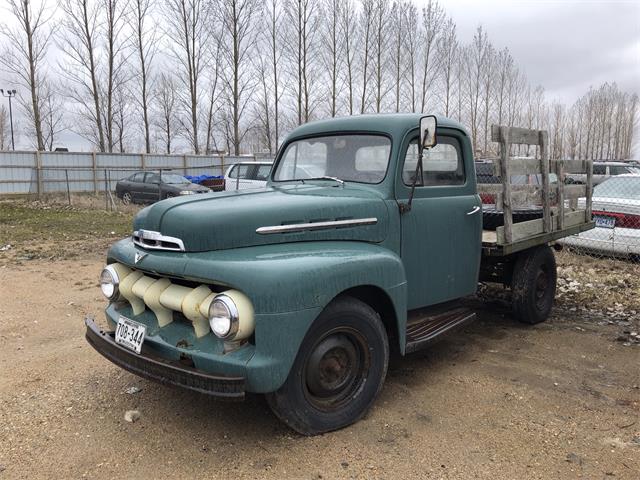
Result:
[511, 245, 557, 324]
[266, 296, 389, 436]
[121, 191, 132, 205]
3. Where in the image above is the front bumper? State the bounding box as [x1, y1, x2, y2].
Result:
[85, 317, 245, 400]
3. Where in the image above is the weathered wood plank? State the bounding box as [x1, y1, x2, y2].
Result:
[487, 158, 589, 177]
[585, 158, 593, 221]
[539, 130, 551, 233]
[498, 126, 513, 243]
[496, 210, 588, 244]
[556, 159, 565, 230]
[491, 124, 541, 146]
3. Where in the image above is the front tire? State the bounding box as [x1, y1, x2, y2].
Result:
[266, 296, 389, 436]
[121, 191, 132, 205]
[511, 245, 557, 324]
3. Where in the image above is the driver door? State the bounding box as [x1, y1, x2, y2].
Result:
[398, 131, 482, 310]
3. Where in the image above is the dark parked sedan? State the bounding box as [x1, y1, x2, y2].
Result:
[115, 171, 210, 204]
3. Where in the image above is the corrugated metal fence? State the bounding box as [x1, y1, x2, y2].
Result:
[0, 151, 270, 195]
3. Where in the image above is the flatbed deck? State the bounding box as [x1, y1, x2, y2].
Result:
[482, 221, 595, 256]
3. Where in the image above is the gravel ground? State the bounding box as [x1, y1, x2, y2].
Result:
[0, 255, 638, 480]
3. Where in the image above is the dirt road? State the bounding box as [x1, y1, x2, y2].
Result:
[1, 257, 638, 479]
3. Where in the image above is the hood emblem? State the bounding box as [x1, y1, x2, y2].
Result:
[134, 252, 148, 264]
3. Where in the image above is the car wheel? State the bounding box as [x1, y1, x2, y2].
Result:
[511, 245, 557, 324]
[121, 192, 132, 205]
[266, 295, 389, 436]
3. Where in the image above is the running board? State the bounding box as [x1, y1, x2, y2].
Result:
[405, 306, 476, 354]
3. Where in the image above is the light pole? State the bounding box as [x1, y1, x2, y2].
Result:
[0, 88, 17, 150]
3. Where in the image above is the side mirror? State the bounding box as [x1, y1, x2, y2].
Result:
[420, 115, 437, 151]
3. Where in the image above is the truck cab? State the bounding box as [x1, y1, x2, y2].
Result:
[86, 114, 593, 435]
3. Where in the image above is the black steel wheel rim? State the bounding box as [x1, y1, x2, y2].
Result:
[303, 327, 371, 412]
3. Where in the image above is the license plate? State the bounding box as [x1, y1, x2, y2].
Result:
[595, 215, 615, 229]
[115, 316, 146, 354]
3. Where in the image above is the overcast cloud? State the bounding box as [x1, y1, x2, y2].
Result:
[436, 0, 640, 102]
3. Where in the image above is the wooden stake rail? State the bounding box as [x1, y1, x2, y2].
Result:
[478, 125, 594, 246]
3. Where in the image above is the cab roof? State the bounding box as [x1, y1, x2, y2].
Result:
[286, 113, 468, 141]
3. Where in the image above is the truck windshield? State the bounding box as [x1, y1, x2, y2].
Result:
[273, 134, 391, 184]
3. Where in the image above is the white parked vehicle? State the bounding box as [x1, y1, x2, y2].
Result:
[561, 174, 640, 260]
[224, 162, 273, 190]
[224, 161, 324, 191]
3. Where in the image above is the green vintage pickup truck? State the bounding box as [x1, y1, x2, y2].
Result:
[86, 114, 594, 435]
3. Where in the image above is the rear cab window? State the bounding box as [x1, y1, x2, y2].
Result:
[403, 136, 465, 186]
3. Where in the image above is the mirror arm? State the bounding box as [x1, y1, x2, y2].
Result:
[402, 150, 424, 214]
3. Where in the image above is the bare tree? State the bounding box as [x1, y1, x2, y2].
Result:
[286, 0, 319, 124]
[266, 0, 283, 146]
[419, 0, 444, 113]
[103, 0, 129, 151]
[0, 105, 10, 150]
[371, 0, 390, 113]
[436, 17, 457, 116]
[22, 78, 65, 150]
[322, 0, 342, 117]
[0, 0, 54, 150]
[359, 0, 374, 113]
[340, 0, 358, 115]
[402, 1, 419, 112]
[218, 0, 261, 154]
[131, 0, 157, 153]
[58, 0, 105, 151]
[464, 25, 490, 153]
[154, 72, 178, 153]
[164, 0, 209, 153]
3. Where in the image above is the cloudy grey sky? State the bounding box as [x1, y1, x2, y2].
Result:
[436, 0, 640, 102]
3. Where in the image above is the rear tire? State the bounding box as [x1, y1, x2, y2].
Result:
[266, 295, 389, 436]
[511, 245, 557, 324]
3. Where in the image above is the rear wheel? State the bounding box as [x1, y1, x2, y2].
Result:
[121, 191, 132, 205]
[511, 245, 557, 324]
[266, 296, 389, 436]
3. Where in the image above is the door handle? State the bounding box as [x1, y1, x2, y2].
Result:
[466, 206, 480, 216]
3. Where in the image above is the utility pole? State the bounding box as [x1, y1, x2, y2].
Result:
[0, 89, 17, 150]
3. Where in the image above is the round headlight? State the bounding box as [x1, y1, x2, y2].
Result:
[100, 265, 120, 300]
[208, 294, 239, 339]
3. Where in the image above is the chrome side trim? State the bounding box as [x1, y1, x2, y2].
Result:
[133, 229, 186, 252]
[256, 217, 378, 235]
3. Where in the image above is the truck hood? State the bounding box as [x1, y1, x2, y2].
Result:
[132, 184, 390, 252]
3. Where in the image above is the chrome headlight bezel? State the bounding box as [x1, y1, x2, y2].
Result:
[208, 294, 239, 339]
[179, 190, 195, 195]
[100, 264, 121, 301]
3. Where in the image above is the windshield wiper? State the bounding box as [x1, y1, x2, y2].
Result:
[300, 176, 344, 186]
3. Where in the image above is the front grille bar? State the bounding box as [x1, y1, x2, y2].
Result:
[133, 229, 185, 251]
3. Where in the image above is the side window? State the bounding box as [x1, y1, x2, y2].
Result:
[146, 173, 160, 183]
[255, 164, 272, 180]
[131, 173, 144, 182]
[403, 136, 465, 186]
[593, 165, 606, 175]
[228, 165, 250, 179]
[609, 166, 627, 175]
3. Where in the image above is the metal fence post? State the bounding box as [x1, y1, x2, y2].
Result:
[65, 169, 71, 206]
[183, 154, 188, 176]
[35, 150, 42, 198]
[104, 169, 108, 211]
[92, 151, 98, 194]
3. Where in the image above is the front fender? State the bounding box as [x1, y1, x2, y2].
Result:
[107, 239, 408, 392]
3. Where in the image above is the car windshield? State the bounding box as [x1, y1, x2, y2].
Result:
[273, 134, 391, 184]
[594, 177, 640, 199]
[160, 173, 190, 184]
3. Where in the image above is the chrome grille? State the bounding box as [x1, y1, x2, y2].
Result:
[132, 230, 185, 251]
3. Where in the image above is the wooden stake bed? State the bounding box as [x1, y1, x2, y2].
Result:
[479, 125, 595, 257]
